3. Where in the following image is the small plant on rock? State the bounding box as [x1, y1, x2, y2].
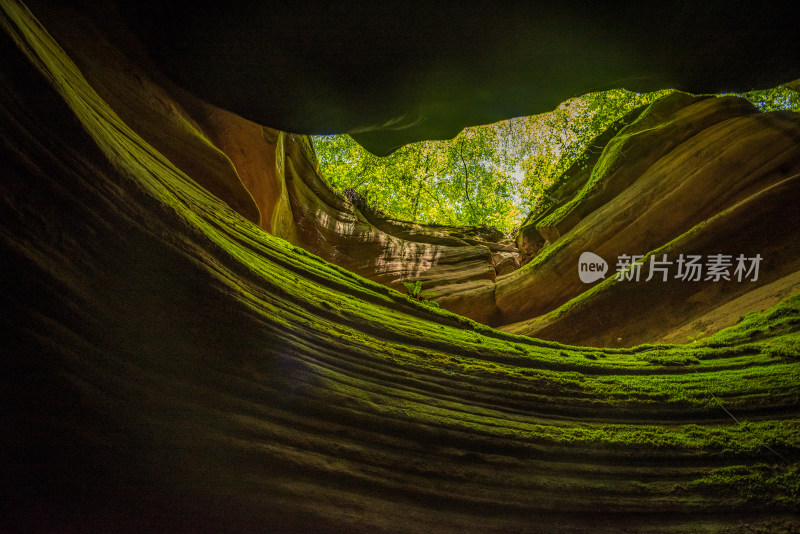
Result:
[402, 280, 439, 308]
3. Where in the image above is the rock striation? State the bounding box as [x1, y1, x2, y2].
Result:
[25, 2, 800, 343]
[496, 92, 800, 344]
[2, 1, 799, 533]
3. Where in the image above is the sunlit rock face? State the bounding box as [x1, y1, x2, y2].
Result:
[497, 93, 800, 344]
[3, 2, 800, 533]
[22, 1, 800, 343]
[277, 132, 507, 297]
[19, 1, 518, 309]
[383, 92, 800, 340]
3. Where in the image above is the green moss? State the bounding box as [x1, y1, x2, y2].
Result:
[688, 463, 800, 504]
[7, 1, 800, 524]
[705, 293, 800, 346]
[534, 92, 697, 231]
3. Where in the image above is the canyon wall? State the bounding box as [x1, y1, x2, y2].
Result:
[2, 2, 799, 532]
[23, 2, 800, 345]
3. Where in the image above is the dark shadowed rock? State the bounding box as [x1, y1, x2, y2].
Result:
[2, 2, 800, 532]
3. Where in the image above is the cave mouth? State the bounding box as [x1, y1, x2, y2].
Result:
[313, 88, 668, 233]
[303, 81, 800, 344]
[3, 2, 800, 532]
[313, 84, 800, 234]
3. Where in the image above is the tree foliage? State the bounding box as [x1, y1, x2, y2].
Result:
[313, 121, 519, 230]
[731, 84, 800, 113]
[312, 84, 799, 233]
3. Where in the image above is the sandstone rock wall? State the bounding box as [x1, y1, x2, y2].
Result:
[18, 1, 800, 345]
[497, 93, 800, 344]
[25, 1, 517, 317]
[3, 3, 799, 532]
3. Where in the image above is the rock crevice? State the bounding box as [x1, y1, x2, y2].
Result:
[2, 2, 800, 532]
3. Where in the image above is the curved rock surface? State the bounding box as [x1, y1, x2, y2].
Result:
[495, 92, 800, 343]
[22, 0, 516, 310]
[25, 1, 800, 343]
[107, 1, 800, 154]
[2, 2, 799, 533]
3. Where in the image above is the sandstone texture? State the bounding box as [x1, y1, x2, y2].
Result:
[25, 2, 800, 344]
[2, 2, 799, 533]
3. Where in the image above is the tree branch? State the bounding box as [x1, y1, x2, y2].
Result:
[459, 139, 470, 201]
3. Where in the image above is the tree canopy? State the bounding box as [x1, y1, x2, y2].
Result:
[312, 85, 799, 233]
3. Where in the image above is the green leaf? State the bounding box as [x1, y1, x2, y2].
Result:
[401, 281, 416, 296]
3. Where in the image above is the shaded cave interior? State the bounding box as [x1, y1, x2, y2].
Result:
[2, 1, 800, 532]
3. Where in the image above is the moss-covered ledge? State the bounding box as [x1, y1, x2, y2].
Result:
[1, 1, 798, 532]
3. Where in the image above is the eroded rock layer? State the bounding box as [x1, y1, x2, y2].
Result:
[1, 2, 799, 533]
[108, 1, 800, 155]
[21, 0, 516, 316]
[495, 93, 800, 344]
[24, 1, 800, 344]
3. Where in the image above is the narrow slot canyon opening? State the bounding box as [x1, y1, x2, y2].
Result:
[2, 2, 800, 533]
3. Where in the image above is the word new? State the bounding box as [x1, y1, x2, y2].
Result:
[578, 252, 608, 283]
